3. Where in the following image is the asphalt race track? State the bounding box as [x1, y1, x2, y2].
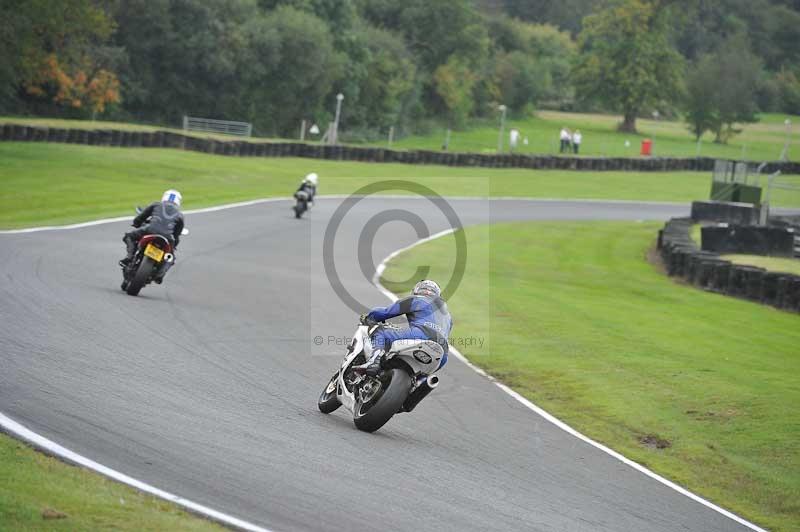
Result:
[0, 197, 758, 531]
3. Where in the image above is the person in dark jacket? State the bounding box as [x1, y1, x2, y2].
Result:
[296, 172, 318, 202]
[353, 280, 453, 376]
[120, 190, 185, 278]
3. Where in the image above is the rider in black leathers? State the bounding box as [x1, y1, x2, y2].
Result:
[120, 190, 185, 278]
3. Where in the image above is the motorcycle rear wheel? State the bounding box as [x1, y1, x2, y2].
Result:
[126, 257, 154, 296]
[318, 373, 342, 413]
[353, 368, 411, 433]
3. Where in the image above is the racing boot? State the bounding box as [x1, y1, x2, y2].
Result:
[352, 349, 385, 377]
[119, 235, 136, 267]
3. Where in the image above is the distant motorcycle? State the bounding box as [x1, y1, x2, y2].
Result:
[120, 208, 189, 296]
[293, 190, 310, 218]
[318, 320, 444, 432]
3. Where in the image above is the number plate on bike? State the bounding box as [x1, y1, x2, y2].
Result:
[144, 244, 164, 262]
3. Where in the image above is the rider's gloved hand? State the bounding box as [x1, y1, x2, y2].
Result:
[360, 313, 377, 326]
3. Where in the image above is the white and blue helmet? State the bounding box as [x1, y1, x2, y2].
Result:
[413, 279, 441, 298]
[304, 173, 318, 186]
[162, 189, 182, 206]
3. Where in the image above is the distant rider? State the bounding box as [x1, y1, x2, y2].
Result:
[295, 172, 318, 206]
[354, 280, 453, 377]
[120, 189, 185, 282]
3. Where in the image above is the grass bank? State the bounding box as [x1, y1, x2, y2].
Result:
[4, 111, 798, 162]
[381, 220, 799, 531]
[390, 110, 800, 161]
[0, 431, 223, 531]
[0, 142, 719, 229]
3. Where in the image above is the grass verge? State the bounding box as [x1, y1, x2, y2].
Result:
[390, 110, 800, 161]
[0, 142, 709, 228]
[0, 431, 224, 531]
[5, 111, 799, 161]
[381, 220, 799, 531]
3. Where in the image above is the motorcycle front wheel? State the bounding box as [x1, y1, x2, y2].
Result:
[353, 368, 412, 433]
[126, 256, 154, 296]
[317, 372, 342, 413]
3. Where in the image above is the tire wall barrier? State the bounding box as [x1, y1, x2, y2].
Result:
[4, 123, 800, 173]
[690, 200, 761, 225]
[701, 225, 795, 256]
[657, 217, 800, 313]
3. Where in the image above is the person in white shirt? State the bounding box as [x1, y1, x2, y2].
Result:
[572, 130, 582, 154]
[559, 127, 571, 153]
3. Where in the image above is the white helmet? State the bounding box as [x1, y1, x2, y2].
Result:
[304, 173, 318, 186]
[162, 189, 182, 206]
[413, 279, 441, 298]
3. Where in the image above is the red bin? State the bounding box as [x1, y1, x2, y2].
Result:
[640, 138, 652, 156]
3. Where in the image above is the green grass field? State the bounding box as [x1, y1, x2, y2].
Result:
[390, 111, 800, 161]
[3, 142, 800, 229]
[0, 432, 223, 531]
[381, 221, 800, 531]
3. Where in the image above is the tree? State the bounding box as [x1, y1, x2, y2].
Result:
[433, 56, 478, 127]
[359, 0, 488, 120]
[113, 0, 258, 124]
[353, 23, 417, 130]
[571, 0, 684, 132]
[487, 16, 576, 109]
[1, 0, 120, 114]
[238, 6, 341, 135]
[503, 0, 601, 35]
[684, 38, 761, 143]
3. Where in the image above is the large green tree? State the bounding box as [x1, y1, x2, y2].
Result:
[238, 5, 341, 136]
[684, 38, 762, 143]
[571, 0, 684, 132]
[113, 0, 257, 124]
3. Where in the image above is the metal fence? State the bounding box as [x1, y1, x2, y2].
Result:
[183, 116, 252, 137]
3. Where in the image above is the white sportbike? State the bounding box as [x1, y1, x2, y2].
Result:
[317, 321, 445, 432]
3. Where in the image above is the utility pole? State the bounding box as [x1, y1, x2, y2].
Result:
[332, 93, 344, 145]
[497, 105, 507, 153]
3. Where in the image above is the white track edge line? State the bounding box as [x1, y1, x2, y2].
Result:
[0, 413, 272, 532]
[0, 197, 292, 234]
[372, 231, 767, 532]
[0, 195, 689, 235]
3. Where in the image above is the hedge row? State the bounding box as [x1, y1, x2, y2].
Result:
[5, 123, 800, 173]
[657, 217, 800, 312]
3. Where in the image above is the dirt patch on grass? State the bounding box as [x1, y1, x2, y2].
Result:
[639, 433, 672, 449]
[42, 508, 67, 520]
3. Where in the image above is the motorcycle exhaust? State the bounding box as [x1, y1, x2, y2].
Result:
[402, 375, 440, 413]
[164, 253, 174, 263]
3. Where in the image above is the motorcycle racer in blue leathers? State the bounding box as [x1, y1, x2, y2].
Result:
[353, 280, 452, 376]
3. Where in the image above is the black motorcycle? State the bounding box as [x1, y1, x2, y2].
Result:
[120, 209, 188, 296]
[293, 190, 310, 218]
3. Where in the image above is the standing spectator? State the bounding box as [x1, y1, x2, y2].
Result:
[559, 127, 571, 153]
[509, 128, 520, 153]
[572, 129, 582, 154]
